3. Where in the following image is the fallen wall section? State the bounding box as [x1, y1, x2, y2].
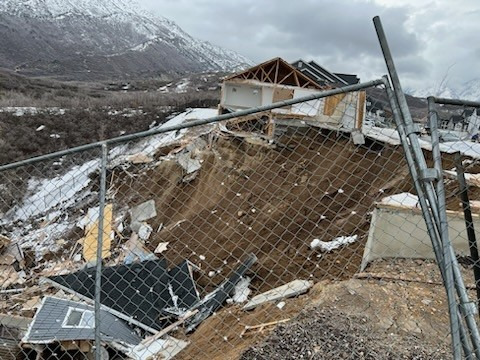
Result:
[361, 204, 479, 270]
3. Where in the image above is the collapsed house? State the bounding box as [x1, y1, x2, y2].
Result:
[22, 296, 142, 358]
[219, 57, 367, 135]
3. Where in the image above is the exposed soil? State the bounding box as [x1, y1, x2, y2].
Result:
[111, 128, 413, 296]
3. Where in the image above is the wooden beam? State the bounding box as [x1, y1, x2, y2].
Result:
[274, 59, 280, 84]
[293, 71, 300, 87]
[277, 70, 295, 86]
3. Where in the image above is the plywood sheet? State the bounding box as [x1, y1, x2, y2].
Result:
[323, 93, 346, 116]
[82, 203, 113, 262]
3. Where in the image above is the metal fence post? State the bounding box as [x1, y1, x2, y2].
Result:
[95, 143, 108, 360]
[373, 16, 470, 359]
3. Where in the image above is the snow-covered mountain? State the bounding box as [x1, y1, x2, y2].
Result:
[0, 0, 252, 79]
[407, 78, 480, 102]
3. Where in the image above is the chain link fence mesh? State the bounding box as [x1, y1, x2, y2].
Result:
[0, 83, 478, 359]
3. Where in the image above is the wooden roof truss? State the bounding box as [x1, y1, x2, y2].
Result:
[226, 58, 324, 90]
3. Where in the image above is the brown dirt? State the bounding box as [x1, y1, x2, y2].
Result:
[177, 259, 462, 360]
[113, 128, 413, 295]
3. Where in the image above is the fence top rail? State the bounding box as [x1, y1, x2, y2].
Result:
[0, 78, 385, 172]
[430, 96, 480, 109]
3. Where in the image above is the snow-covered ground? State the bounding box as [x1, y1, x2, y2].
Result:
[364, 126, 480, 159]
[1, 108, 218, 259]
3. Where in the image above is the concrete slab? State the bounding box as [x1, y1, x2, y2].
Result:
[130, 200, 157, 224]
[361, 204, 480, 270]
[243, 280, 313, 311]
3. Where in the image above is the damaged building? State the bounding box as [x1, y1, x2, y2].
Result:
[219, 57, 367, 135]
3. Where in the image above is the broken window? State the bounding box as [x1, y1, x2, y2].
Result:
[63, 307, 95, 328]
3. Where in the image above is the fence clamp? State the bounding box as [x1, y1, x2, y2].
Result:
[459, 301, 479, 316]
[419, 168, 440, 182]
[404, 124, 421, 136]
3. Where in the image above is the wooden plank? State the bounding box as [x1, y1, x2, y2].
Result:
[240, 319, 290, 337]
[356, 91, 366, 129]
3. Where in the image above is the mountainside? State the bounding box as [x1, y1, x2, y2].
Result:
[0, 0, 252, 80]
[407, 78, 480, 102]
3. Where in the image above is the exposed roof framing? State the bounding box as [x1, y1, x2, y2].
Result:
[224, 57, 324, 90]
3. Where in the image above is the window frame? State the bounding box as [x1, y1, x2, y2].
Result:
[61, 307, 95, 329]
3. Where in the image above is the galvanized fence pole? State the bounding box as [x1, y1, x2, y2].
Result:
[384, 80, 468, 358]
[455, 151, 480, 317]
[374, 16, 464, 358]
[94, 143, 108, 360]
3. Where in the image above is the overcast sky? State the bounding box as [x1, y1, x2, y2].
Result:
[138, 0, 479, 91]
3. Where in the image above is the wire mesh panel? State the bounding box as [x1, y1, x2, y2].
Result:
[0, 84, 473, 359]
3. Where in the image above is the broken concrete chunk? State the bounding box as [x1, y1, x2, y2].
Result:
[243, 279, 313, 311]
[176, 152, 202, 174]
[130, 200, 157, 233]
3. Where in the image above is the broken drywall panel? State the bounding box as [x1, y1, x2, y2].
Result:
[310, 235, 358, 252]
[130, 200, 157, 233]
[81, 204, 113, 262]
[127, 336, 189, 360]
[176, 152, 202, 174]
[186, 253, 257, 332]
[243, 280, 313, 311]
[130, 200, 157, 224]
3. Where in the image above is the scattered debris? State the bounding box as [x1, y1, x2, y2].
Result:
[243, 280, 313, 311]
[240, 319, 291, 337]
[233, 277, 252, 303]
[130, 200, 157, 233]
[310, 235, 358, 252]
[123, 233, 157, 264]
[0, 235, 10, 252]
[154, 242, 169, 254]
[127, 153, 154, 164]
[186, 253, 257, 332]
[138, 222, 153, 241]
[177, 152, 202, 174]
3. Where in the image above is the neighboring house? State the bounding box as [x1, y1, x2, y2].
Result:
[0, 314, 31, 360]
[219, 57, 367, 134]
[22, 296, 141, 359]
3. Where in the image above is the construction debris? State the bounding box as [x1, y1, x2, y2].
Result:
[130, 199, 157, 233]
[122, 233, 157, 264]
[243, 280, 313, 311]
[0, 235, 10, 252]
[127, 153, 154, 164]
[240, 319, 291, 337]
[186, 253, 257, 332]
[154, 242, 169, 254]
[310, 235, 358, 252]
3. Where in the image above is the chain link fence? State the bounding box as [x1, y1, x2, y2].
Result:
[0, 20, 479, 360]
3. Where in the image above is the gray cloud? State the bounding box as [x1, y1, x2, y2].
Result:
[138, 0, 480, 90]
